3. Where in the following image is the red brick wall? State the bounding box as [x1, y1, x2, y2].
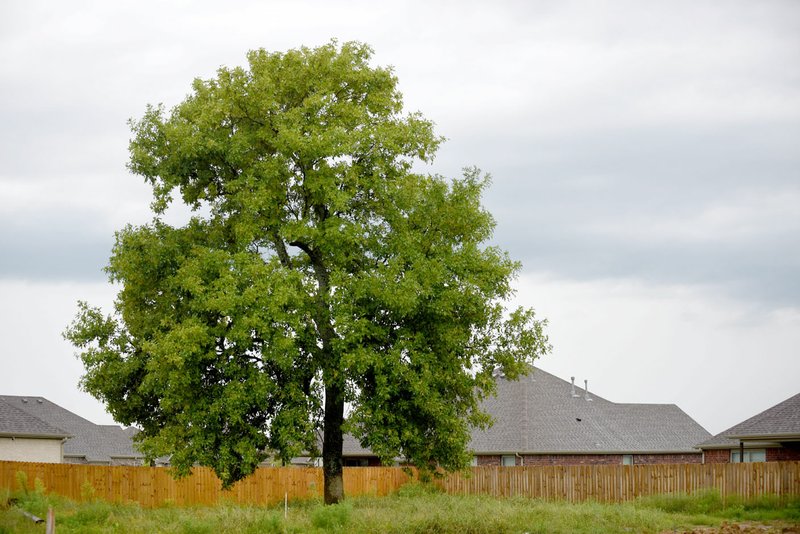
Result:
[475, 453, 702, 466]
[634, 453, 702, 465]
[522, 454, 623, 466]
[703, 445, 800, 463]
[702, 449, 731, 463]
[767, 445, 800, 462]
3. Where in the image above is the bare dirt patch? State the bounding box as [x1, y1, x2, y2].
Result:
[666, 521, 800, 534]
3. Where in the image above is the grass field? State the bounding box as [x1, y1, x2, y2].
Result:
[2, 482, 799, 533]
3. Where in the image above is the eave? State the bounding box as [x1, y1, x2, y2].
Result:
[0, 431, 70, 439]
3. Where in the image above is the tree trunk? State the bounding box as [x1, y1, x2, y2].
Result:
[297, 242, 344, 504]
[322, 381, 345, 504]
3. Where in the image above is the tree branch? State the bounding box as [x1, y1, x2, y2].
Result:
[272, 233, 292, 268]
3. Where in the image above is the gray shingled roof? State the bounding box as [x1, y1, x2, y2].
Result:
[1, 396, 144, 463]
[0, 398, 70, 439]
[342, 432, 374, 457]
[469, 368, 711, 454]
[697, 392, 800, 449]
[340, 367, 711, 457]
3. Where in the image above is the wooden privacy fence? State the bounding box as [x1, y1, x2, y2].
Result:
[1, 461, 798, 507]
[0, 462, 414, 507]
[439, 463, 800, 502]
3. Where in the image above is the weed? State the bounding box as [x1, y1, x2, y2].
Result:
[395, 481, 443, 499]
[178, 517, 214, 534]
[636, 490, 800, 522]
[637, 489, 724, 514]
[80, 480, 97, 502]
[0, 490, 798, 533]
[243, 512, 283, 534]
[14, 471, 28, 494]
[311, 501, 352, 531]
[67, 501, 114, 527]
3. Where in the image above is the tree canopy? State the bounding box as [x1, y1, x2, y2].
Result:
[64, 41, 550, 504]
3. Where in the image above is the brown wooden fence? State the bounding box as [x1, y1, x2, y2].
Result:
[439, 463, 800, 503]
[0, 461, 414, 506]
[1, 461, 798, 507]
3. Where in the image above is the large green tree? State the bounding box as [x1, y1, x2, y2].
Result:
[64, 41, 550, 504]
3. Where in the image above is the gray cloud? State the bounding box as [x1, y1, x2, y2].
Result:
[0, 212, 113, 281]
[1, 0, 798, 439]
[427, 121, 800, 307]
[1, 0, 798, 311]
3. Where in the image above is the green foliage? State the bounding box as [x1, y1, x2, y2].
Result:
[64, 40, 551, 493]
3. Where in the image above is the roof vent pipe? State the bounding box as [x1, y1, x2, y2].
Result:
[570, 377, 580, 398]
[584, 380, 593, 402]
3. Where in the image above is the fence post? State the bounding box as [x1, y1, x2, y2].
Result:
[46, 506, 55, 534]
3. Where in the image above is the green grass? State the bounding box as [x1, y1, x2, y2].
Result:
[1, 483, 798, 534]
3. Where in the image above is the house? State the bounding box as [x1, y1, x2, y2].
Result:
[697, 392, 800, 463]
[0, 396, 145, 466]
[0, 397, 70, 463]
[470, 367, 710, 466]
[342, 434, 387, 467]
[287, 434, 391, 467]
[342, 367, 711, 466]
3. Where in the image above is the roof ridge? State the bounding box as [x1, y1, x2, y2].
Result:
[0, 398, 71, 438]
[468, 366, 710, 456]
[2, 395, 99, 426]
[1, 394, 145, 461]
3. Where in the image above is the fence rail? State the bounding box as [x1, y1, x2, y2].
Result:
[1, 460, 798, 507]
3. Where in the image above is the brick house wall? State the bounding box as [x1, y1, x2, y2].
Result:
[703, 444, 800, 463]
[522, 454, 623, 466]
[702, 449, 730, 463]
[476, 453, 702, 466]
[633, 453, 702, 464]
[767, 444, 800, 462]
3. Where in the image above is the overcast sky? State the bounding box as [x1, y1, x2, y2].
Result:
[1, 0, 798, 436]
